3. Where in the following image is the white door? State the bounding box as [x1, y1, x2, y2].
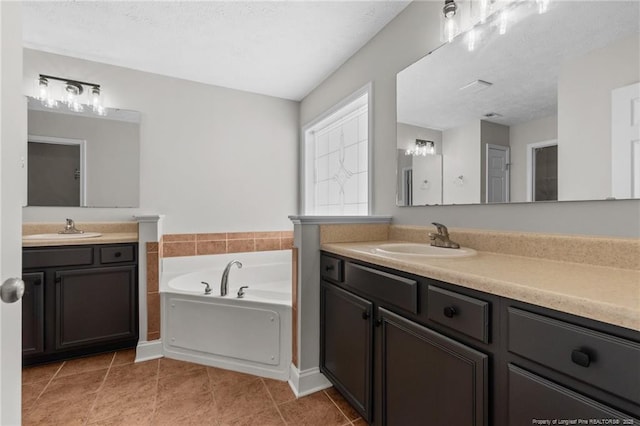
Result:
[612, 82, 640, 199]
[486, 144, 510, 203]
[1, 2, 26, 424]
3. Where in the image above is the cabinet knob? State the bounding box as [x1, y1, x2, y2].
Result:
[362, 311, 370, 320]
[325, 265, 334, 272]
[114, 252, 122, 258]
[375, 319, 383, 327]
[571, 349, 591, 367]
[443, 306, 457, 318]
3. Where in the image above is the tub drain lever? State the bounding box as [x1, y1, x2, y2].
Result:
[237, 286, 249, 298]
[201, 281, 212, 295]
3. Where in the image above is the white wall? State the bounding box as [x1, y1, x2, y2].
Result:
[300, 1, 640, 237]
[443, 120, 481, 204]
[558, 34, 640, 202]
[509, 115, 557, 202]
[22, 49, 299, 233]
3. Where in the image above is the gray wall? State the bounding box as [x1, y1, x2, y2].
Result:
[300, 1, 640, 237]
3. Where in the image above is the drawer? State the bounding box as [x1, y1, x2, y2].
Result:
[508, 307, 640, 405]
[321, 255, 343, 282]
[427, 285, 489, 343]
[100, 245, 135, 264]
[345, 262, 418, 314]
[23, 247, 94, 268]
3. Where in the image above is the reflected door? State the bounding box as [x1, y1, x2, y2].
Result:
[27, 138, 84, 206]
[486, 145, 510, 203]
[612, 82, 640, 198]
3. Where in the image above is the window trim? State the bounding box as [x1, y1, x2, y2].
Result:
[299, 82, 373, 215]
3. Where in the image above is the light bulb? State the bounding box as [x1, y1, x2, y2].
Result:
[445, 17, 458, 42]
[37, 76, 58, 108]
[499, 10, 509, 35]
[479, 0, 489, 23]
[467, 28, 478, 52]
[537, 0, 550, 14]
[91, 86, 106, 116]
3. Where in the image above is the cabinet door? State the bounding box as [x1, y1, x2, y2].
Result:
[378, 308, 488, 426]
[55, 266, 137, 350]
[22, 272, 45, 356]
[508, 364, 638, 425]
[321, 282, 373, 422]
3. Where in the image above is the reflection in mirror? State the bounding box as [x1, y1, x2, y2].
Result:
[397, 1, 640, 206]
[26, 96, 141, 207]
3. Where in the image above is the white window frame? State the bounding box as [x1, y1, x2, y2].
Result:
[300, 82, 373, 215]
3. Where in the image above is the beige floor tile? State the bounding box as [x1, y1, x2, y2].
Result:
[213, 377, 275, 421]
[218, 406, 285, 426]
[24, 392, 97, 426]
[89, 380, 157, 422]
[279, 391, 350, 426]
[22, 362, 63, 384]
[262, 378, 296, 405]
[22, 380, 48, 411]
[153, 391, 217, 425]
[159, 357, 206, 378]
[56, 352, 114, 377]
[38, 369, 107, 404]
[207, 366, 259, 386]
[157, 369, 211, 404]
[325, 387, 361, 421]
[112, 349, 137, 366]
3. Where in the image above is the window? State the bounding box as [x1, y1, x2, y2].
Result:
[302, 86, 370, 215]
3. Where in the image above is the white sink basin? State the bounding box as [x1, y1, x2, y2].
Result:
[375, 243, 476, 258]
[23, 232, 102, 240]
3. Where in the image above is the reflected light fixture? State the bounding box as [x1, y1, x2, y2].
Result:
[443, 0, 459, 42]
[406, 139, 436, 156]
[36, 74, 106, 116]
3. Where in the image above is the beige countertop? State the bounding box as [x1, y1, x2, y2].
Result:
[22, 232, 138, 247]
[321, 241, 640, 332]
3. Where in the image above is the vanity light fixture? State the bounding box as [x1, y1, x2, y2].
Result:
[406, 139, 436, 156]
[37, 74, 106, 116]
[443, 0, 459, 42]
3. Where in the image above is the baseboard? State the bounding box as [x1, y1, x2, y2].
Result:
[135, 340, 163, 363]
[288, 364, 332, 397]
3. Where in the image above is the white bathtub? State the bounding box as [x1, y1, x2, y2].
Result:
[160, 250, 292, 380]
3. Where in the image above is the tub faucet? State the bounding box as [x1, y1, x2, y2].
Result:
[221, 260, 242, 296]
[428, 222, 460, 249]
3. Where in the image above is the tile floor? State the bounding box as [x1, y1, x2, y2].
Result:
[22, 350, 364, 426]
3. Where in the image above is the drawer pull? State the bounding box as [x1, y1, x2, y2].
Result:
[325, 265, 334, 271]
[114, 252, 122, 258]
[443, 306, 457, 318]
[571, 349, 591, 368]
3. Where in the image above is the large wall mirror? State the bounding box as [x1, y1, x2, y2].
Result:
[396, 1, 640, 206]
[26, 96, 141, 207]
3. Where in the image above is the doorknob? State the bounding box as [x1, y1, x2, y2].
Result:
[1, 277, 25, 303]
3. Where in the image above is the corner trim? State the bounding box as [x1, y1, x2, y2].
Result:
[288, 364, 332, 397]
[135, 340, 163, 363]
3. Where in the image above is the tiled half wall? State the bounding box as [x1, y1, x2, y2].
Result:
[144, 231, 294, 341]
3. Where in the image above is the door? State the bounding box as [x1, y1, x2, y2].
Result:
[378, 308, 488, 426]
[1, 1, 26, 424]
[486, 144, 510, 203]
[526, 140, 558, 202]
[612, 82, 640, 199]
[320, 282, 373, 422]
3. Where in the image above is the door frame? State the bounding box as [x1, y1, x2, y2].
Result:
[27, 135, 87, 207]
[526, 139, 557, 202]
[485, 144, 510, 203]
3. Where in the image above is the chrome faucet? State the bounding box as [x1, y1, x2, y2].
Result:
[220, 260, 242, 296]
[428, 222, 460, 249]
[59, 218, 84, 234]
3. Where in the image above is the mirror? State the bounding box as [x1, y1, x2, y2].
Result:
[397, 1, 640, 206]
[27, 96, 141, 207]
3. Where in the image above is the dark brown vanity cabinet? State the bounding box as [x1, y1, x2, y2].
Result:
[22, 243, 139, 365]
[321, 252, 640, 426]
[320, 253, 489, 426]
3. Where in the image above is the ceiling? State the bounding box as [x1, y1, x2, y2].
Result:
[397, 0, 640, 130]
[22, 1, 410, 101]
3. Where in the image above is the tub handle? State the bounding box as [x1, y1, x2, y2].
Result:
[237, 286, 249, 298]
[201, 281, 212, 295]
